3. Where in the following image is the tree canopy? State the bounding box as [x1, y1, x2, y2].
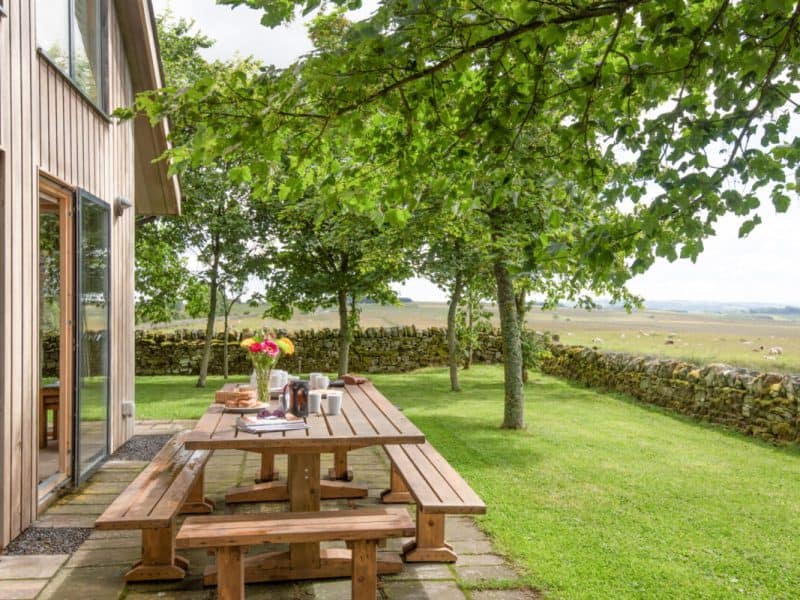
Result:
[140, 0, 800, 427]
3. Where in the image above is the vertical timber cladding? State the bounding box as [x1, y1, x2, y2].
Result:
[0, 0, 137, 547]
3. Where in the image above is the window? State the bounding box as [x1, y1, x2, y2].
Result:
[37, 1, 106, 109]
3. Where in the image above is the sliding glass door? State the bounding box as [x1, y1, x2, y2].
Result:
[74, 190, 110, 483]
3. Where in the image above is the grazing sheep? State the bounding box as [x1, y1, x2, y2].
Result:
[768, 346, 783, 355]
[665, 339, 675, 345]
[592, 336, 603, 343]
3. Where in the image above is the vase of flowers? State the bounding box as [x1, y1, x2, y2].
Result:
[240, 331, 295, 405]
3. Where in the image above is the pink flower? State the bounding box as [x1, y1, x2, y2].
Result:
[263, 340, 280, 357]
[249, 342, 263, 353]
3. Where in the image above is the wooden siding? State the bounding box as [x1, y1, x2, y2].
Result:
[0, 0, 138, 548]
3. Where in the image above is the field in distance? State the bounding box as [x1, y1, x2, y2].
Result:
[139, 301, 800, 375]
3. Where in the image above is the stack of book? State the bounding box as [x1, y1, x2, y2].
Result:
[235, 415, 309, 434]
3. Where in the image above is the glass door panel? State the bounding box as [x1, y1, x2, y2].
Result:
[75, 190, 110, 482]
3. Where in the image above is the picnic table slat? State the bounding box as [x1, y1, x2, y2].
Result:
[176, 508, 415, 548]
[347, 385, 400, 437]
[386, 445, 443, 507]
[95, 433, 187, 527]
[417, 442, 485, 509]
[340, 392, 378, 438]
[402, 443, 463, 507]
[358, 382, 422, 436]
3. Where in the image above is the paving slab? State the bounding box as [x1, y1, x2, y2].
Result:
[471, 589, 540, 600]
[454, 563, 522, 583]
[382, 579, 468, 599]
[0, 578, 48, 600]
[0, 554, 68, 579]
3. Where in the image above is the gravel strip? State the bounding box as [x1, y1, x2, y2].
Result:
[110, 434, 174, 461]
[3, 527, 92, 555]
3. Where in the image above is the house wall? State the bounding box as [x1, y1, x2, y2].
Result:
[0, 0, 137, 548]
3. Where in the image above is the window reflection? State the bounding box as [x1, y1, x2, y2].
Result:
[73, 0, 102, 105]
[36, 1, 70, 74]
[37, 1, 104, 108]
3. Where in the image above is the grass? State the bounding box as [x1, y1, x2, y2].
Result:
[134, 367, 800, 598]
[134, 375, 249, 419]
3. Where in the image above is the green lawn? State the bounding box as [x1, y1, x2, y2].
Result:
[134, 367, 800, 599]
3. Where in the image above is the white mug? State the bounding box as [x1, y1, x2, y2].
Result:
[308, 390, 323, 414]
[317, 375, 330, 389]
[309, 372, 323, 388]
[327, 391, 343, 415]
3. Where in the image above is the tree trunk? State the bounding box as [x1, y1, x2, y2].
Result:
[223, 306, 230, 380]
[464, 297, 474, 370]
[337, 289, 350, 377]
[197, 240, 220, 388]
[515, 289, 529, 384]
[447, 274, 464, 392]
[494, 259, 524, 429]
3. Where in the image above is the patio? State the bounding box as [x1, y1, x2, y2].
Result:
[0, 420, 531, 600]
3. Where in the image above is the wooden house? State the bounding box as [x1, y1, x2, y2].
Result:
[0, 0, 179, 548]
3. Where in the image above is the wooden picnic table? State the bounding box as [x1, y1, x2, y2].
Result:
[183, 382, 425, 584]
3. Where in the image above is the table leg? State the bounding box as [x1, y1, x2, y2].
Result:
[255, 450, 279, 483]
[328, 448, 353, 481]
[288, 453, 321, 569]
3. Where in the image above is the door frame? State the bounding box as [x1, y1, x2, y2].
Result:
[37, 175, 75, 502]
[72, 188, 112, 485]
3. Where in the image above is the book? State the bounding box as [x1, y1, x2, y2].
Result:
[235, 415, 309, 434]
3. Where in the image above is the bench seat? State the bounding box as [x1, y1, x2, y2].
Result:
[381, 442, 485, 562]
[95, 431, 215, 581]
[177, 507, 415, 600]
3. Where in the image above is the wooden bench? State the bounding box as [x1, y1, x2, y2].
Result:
[94, 431, 215, 581]
[381, 442, 486, 562]
[176, 507, 415, 600]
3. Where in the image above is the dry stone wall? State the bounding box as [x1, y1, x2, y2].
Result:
[90, 327, 504, 377]
[539, 343, 800, 445]
[41, 328, 798, 445]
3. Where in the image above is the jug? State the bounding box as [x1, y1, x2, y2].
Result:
[284, 380, 309, 417]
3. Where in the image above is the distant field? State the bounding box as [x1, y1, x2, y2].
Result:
[139, 302, 800, 374]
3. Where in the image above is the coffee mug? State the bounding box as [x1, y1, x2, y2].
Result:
[327, 391, 343, 415]
[308, 390, 323, 414]
[317, 375, 330, 389]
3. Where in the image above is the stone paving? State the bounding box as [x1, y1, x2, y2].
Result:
[1, 420, 535, 599]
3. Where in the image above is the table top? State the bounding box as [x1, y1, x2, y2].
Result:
[184, 382, 425, 453]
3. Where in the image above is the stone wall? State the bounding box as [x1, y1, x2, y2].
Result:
[124, 327, 505, 377]
[539, 343, 800, 444]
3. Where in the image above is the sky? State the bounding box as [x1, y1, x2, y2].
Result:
[152, 0, 800, 306]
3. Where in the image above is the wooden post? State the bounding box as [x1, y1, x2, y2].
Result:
[288, 453, 321, 569]
[216, 546, 244, 600]
[180, 469, 215, 514]
[125, 521, 187, 581]
[351, 540, 378, 600]
[256, 450, 278, 482]
[328, 448, 353, 481]
[402, 508, 457, 563]
[380, 463, 412, 504]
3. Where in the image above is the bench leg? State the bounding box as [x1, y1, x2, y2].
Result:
[180, 469, 215, 514]
[216, 546, 245, 600]
[328, 448, 353, 481]
[402, 508, 457, 563]
[125, 522, 188, 581]
[380, 463, 413, 504]
[351, 540, 378, 600]
[255, 450, 280, 483]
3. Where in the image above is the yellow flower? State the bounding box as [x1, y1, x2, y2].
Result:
[276, 337, 295, 355]
[240, 337, 256, 349]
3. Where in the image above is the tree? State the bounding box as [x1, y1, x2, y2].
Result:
[140, 1, 800, 426]
[415, 211, 493, 392]
[258, 194, 413, 376]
